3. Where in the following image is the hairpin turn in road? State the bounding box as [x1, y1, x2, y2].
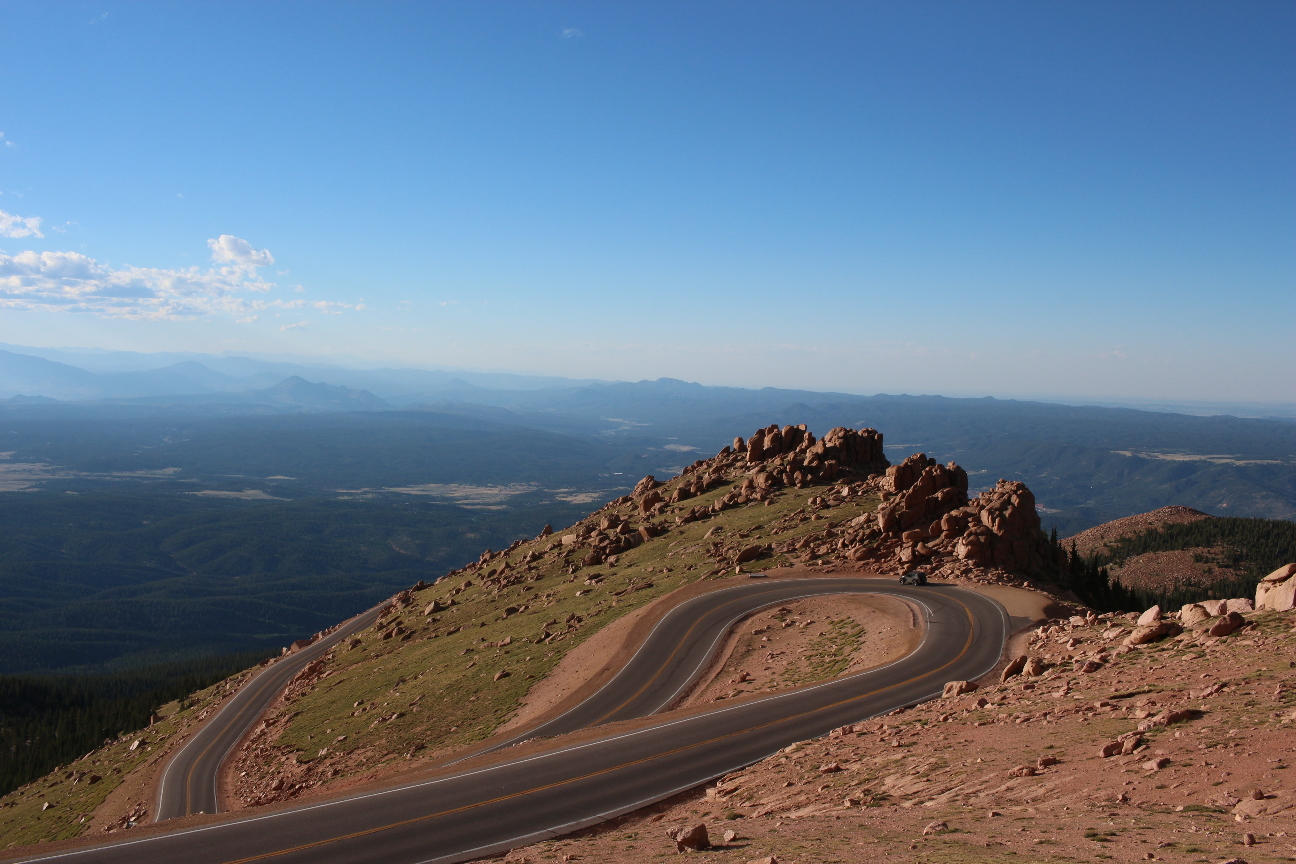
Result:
[15, 578, 1007, 864]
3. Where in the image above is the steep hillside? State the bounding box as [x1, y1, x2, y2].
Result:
[220, 423, 1064, 812]
[1063, 509, 1296, 612]
[1065, 506, 1213, 558]
[0, 421, 1064, 849]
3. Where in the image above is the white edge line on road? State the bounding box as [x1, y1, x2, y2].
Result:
[466, 579, 795, 757]
[412, 590, 1006, 864]
[154, 605, 384, 821]
[204, 608, 386, 815]
[15, 586, 997, 864]
[471, 576, 913, 756]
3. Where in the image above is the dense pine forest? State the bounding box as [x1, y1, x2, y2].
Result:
[0, 651, 268, 797]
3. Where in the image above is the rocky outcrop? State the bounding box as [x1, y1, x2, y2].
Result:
[732, 423, 889, 484]
[1256, 563, 1296, 612]
[875, 454, 968, 535]
[949, 480, 1060, 574]
[437, 421, 1058, 591]
[869, 460, 1061, 577]
[633, 475, 660, 497]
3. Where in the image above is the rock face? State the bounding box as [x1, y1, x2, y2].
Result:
[1256, 563, 1296, 612]
[740, 423, 889, 481]
[870, 461, 1061, 577]
[875, 454, 968, 536]
[951, 480, 1060, 575]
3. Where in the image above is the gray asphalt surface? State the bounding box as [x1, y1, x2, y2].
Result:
[20, 578, 1007, 864]
[154, 604, 390, 821]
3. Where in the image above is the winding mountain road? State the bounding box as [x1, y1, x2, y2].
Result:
[13, 577, 1009, 864]
[155, 605, 390, 821]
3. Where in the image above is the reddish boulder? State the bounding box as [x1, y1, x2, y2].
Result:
[666, 823, 710, 852]
[639, 489, 663, 515]
[1136, 605, 1162, 626]
[633, 475, 659, 497]
[942, 680, 978, 698]
[1208, 611, 1245, 637]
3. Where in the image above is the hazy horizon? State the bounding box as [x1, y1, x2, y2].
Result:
[3, 339, 1293, 420]
[1, 2, 1291, 403]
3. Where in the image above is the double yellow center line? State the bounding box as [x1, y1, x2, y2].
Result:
[217, 591, 978, 863]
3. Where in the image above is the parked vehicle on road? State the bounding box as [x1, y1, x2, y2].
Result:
[899, 569, 927, 586]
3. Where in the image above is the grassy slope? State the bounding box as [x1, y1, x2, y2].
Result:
[248, 473, 882, 796]
[0, 457, 884, 848]
[0, 668, 255, 850]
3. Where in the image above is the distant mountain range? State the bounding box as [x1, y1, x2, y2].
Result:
[1, 343, 1293, 532]
[0, 352, 389, 413]
[0, 344, 596, 404]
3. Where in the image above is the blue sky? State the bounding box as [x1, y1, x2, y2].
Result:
[0, 1, 1292, 402]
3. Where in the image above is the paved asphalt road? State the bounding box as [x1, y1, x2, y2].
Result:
[17, 578, 1008, 864]
[154, 604, 391, 821]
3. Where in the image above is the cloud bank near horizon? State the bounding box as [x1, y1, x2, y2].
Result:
[0, 230, 359, 322]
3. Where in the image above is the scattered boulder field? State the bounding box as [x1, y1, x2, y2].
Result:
[1, 420, 1293, 863]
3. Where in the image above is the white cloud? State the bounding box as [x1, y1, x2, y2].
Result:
[0, 209, 43, 239]
[0, 132, 15, 149]
[311, 300, 362, 314]
[207, 234, 274, 267]
[561, 27, 583, 38]
[0, 234, 300, 320]
[279, 320, 308, 331]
